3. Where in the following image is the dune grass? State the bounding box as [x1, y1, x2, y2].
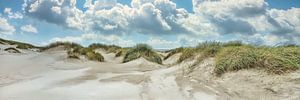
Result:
[67, 47, 104, 62]
[164, 47, 184, 60]
[0, 38, 39, 49]
[41, 42, 83, 51]
[169, 41, 299, 75]
[123, 44, 162, 64]
[215, 46, 300, 75]
[115, 48, 130, 57]
[89, 43, 121, 53]
[4, 47, 21, 53]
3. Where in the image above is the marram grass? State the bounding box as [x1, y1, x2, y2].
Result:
[215, 46, 300, 75]
[123, 44, 162, 64]
[169, 41, 300, 75]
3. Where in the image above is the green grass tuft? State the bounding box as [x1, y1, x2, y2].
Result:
[123, 44, 162, 64]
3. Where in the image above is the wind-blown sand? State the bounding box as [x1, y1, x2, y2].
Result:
[0, 44, 300, 100]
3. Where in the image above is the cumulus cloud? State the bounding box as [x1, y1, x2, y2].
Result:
[3, 8, 23, 19]
[23, 0, 83, 27]
[23, 0, 190, 35]
[20, 24, 38, 33]
[22, 0, 300, 46]
[0, 17, 15, 35]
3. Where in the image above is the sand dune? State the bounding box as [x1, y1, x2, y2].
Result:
[1, 43, 300, 100]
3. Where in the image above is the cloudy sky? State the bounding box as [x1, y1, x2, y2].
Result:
[0, 0, 300, 49]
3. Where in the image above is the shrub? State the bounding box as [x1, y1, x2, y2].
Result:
[123, 44, 162, 64]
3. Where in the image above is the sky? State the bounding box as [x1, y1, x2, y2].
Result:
[0, 0, 300, 49]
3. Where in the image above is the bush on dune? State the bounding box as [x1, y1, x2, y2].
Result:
[123, 44, 162, 64]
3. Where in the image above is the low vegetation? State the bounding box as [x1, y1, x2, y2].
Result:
[171, 41, 300, 76]
[115, 48, 130, 57]
[0, 38, 39, 49]
[164, 47, 184, 60]
[41, 42, 83, 51]
[4, 47, 21, 53]
[89, 43, 121, 53]
[66, 46, 104, 62]
[123, 44, 162, 64]
[215, 46, 300, 75]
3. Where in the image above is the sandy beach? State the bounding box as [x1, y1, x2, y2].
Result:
[1, 43, 300, 100]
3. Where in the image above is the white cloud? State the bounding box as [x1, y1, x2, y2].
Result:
[23, 0, 83, 26]
[22, 0, 300, 46]
[20, 24, 38, 33]
[0, 17, 15, 35]
[3, 8, 23, 19]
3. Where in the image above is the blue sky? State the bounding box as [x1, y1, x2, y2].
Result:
[0, 0, 300, 49]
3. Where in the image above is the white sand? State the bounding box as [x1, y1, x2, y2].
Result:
[1, 44, 299, 100]
[0, 45, 216, 100]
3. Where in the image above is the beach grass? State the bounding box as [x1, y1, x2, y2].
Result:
[123, 44, 162, 64]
